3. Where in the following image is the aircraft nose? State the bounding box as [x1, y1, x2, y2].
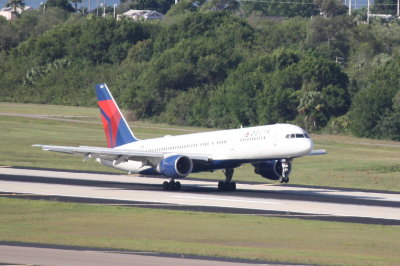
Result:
[305, 138, 314, 154]
[295, 138, 313, 156]
[283, 137, 314, 158]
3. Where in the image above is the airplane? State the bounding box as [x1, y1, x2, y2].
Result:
[34, 83, 326, 191]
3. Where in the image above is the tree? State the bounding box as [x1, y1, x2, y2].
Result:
[128, 0, 175, 14]
[297, 89, 326, 130]
[377, 109, 400, 140]
[201, 0, 240, 12]
[241, 0, 319, 17]
[314, 0, 347, 17]
[161, 87, 211, 126]
[6, 0, 25, 13]
[377, 90, 400, 140]
[70, 0, 82, 12]
[257, 17, 308, 50]
[45, 0, 75, 12]
[208, 49, 349, 129]
[0, 21, 19, 50]
[166, 0, 197, 16]
[349, 85, 395, 138]
[305, 15, 354, 60]
[372, 0, 397, 15]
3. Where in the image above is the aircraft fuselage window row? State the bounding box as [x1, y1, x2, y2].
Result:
[145, 140, 229, 152]
[285, 133, 310, 139]
[240, 136, 267, 142]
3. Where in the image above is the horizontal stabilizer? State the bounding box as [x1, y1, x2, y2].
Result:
[308, 149, 327, 156]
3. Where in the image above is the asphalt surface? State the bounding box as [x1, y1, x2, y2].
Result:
[1, 166, 400, 225]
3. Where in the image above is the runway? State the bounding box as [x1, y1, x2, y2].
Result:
[0, 243, 278, 266]
[1, 167, 400, 225]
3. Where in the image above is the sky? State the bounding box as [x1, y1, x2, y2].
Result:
[0, 0, 371, 11]
[0, 0, 120, 10]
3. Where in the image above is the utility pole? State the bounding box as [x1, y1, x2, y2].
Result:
[103, 0, 106, 18]
[397, 0, 399, 16]
[367, 0, 370, 23]
[348, 0, 352, 15]
[40, 2, 46, 14]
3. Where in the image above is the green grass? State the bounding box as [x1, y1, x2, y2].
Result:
[0, 197, 399, 266]
[1, 102, 400, 265]
[1, 102, 399, 191]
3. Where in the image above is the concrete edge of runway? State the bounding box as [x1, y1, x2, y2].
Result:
[7, 165, 400, 195]
[1, 192, 400, 226]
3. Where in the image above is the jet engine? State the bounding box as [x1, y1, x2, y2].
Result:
[157, 155, 193, 179]
[252, 159, 292, 183]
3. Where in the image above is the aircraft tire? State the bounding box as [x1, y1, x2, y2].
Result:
[175, 181, 181, 190]
[230, 182, 236, 191]
[218, 181, 236, 191]
[218, 181, 224, 191]
[163, 181, 169, 190]
[280, 177, 289, 184]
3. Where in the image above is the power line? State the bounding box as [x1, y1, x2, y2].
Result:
[239, 0, 398, 7]
[239, 0, 316, 5]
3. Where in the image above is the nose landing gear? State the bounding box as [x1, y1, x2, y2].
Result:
[279, 159, 291, 183]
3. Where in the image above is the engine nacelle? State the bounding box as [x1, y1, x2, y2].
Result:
[252, 159, 292, 181]
[157, 155, 193, 179]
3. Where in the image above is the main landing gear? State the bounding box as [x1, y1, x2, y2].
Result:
[162, 179, 181, 191]
[218, 168, 236, 191]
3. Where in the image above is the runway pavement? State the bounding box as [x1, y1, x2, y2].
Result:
[0, 243, 281, 266]
[1, 167, 400, 225]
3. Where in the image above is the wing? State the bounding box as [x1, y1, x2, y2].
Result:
[307, 149, 327, 156]
[33, 144, 211, 166]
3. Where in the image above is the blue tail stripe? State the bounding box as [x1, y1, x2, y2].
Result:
[116, 119, 136, 146]
[95, 83, 139, 147]
[99, 107, 114, 146]
[96, 84, 113, 101]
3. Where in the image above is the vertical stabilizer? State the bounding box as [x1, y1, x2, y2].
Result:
[95, 83, 138, 148]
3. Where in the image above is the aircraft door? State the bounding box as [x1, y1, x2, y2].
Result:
[272, 128, 278, 146]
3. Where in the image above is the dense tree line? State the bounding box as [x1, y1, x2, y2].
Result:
[0, 0, 399, 140]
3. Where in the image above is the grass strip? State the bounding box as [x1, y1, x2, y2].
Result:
[0, 197, 399, 265]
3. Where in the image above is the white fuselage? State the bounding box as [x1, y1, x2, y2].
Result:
[99, 123, 314, 174]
